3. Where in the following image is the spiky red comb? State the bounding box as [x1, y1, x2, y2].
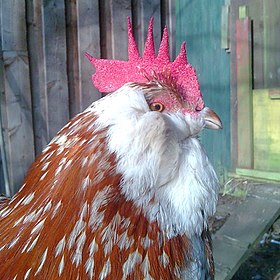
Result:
[85, 18, 204, 110]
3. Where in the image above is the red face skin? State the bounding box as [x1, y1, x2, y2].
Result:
[148, 89, 204, 116]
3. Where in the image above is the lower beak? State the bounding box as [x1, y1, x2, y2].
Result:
[201, 107, 223, 130]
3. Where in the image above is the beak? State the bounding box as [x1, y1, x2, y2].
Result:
[201, 107, 223, 130]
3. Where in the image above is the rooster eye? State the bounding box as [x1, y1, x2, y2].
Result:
[149, 102, 164, 112]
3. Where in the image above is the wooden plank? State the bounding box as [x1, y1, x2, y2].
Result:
[0, 104, 10, 196]
[132, 0, 161, 56]
[0, 1, 35, 194]
[42, 0, 70, 139]
[100, 0, 131, 60]
[0, 0, 5, 194]
[268, 88, 280, 99]
[65, 0, 80, 117]
[160, 0, 176, 60]
[253, 89, 280, 172]
[221, 5, 230, 50]
[263, 0, 280, 88]
[99, 0, 112, 59]
[0, 0, 2, 48]
[229, 1, 239, 171]
[66, 0, 101, 115]
[229, 0, 252, 171]
[76, 0, 101, 110]
[0, 34, 11, 196]
[236, 168, 280, 181]
[111, 0, 132, 60]
[249, 0, 265, 89]
[1, 1, 27, 51]
[238, 5, 248, 19]
[27, 0, 71, 152]
[236, 18, 253, 169]
[1, 51, 35, 194]
[26, 0, 49, 155]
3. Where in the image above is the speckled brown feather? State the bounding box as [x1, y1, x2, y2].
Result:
[202, 229, 215, 279]
[0, 111, 195, 279]
[0, 16, 220, 279]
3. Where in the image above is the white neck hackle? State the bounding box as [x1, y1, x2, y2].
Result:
[87, 84, 219, 238]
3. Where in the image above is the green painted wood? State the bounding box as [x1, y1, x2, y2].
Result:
[238, 5, 248, 19]
[248, 0, 265, 89]
[236, 168, 280, 182]
[236, 18, 253, 169]
[253, 89, 280, 172]
[221, 5, 230, 50]
[263, 0, 280, 89]
[229, 0, 280, 179]
[176, 0, 231, 181]
[268, 88, 280, 99]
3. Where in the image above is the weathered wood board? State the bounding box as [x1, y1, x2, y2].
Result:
[1, 1, 35, 194]
[26, 0, 49, 154]
[253, 89, 280, 172]
[43, 0, 70, 140]
[132, 0, 161, 56]
[76, 0, 101, 111]
[263, 0, 280, 89]
[236, 17, 253, 169]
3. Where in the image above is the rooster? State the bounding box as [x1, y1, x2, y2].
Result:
[0, 18, 222, 279]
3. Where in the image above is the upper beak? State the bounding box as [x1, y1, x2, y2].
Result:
[201, 107, 223, 130]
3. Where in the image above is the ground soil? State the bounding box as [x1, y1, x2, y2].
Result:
[209, 180, 280, 280]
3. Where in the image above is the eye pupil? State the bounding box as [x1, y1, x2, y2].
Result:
[150, 102, 164, 112]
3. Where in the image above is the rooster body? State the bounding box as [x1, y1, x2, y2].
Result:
[0, 18, 222, 279]
[0, 82, 219, 279]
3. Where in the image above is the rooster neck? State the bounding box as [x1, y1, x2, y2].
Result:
[93, 87, 220, 237]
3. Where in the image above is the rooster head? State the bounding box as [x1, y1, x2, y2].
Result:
[85, 17, 222, 137]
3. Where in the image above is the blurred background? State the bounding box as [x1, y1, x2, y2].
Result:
[0, 0, 279, 279]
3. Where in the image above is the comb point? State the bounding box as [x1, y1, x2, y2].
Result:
[143, 17, 156, 60]
[174, 42, 188, 65]
[127, 17, 141, 61]
[157, 26, 170, 62]
[84, 52, 96, 64]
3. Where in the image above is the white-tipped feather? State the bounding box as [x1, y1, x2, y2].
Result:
[89, 84, 219, 238]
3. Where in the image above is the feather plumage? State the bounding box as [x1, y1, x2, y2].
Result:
[0, 82, 219, 279]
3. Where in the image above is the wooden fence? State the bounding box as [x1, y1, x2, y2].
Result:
[0, 0, 175, 195]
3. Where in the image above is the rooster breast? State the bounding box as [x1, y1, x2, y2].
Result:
[0, 83, 219, 279]
[93, 84, 219, 235]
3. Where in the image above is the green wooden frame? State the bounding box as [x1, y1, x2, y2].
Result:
[236, 16, 253, 169]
